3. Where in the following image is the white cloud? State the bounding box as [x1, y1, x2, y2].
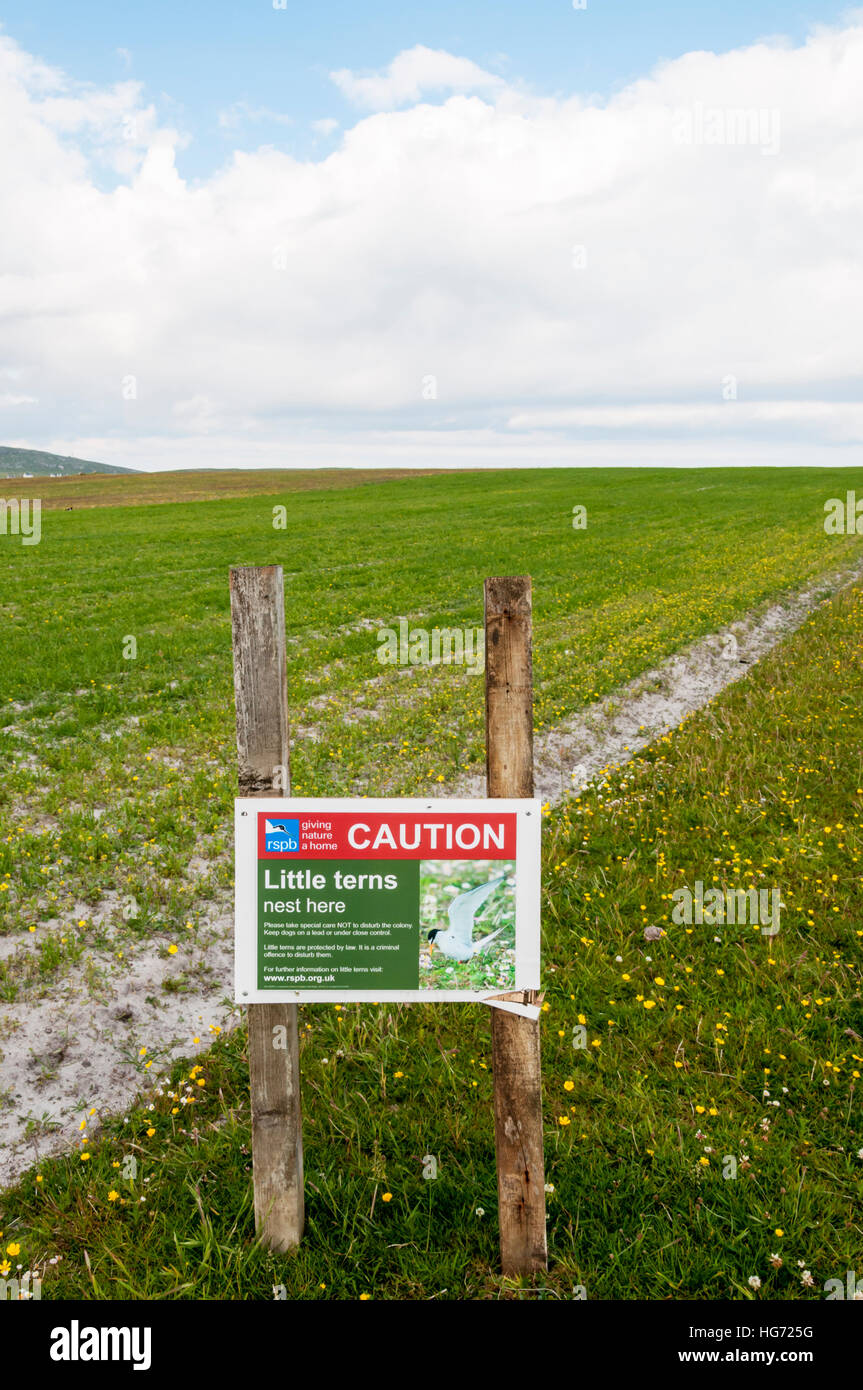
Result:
[171, 394, 223, 433]
[330, 44, 505, 110]
[508, 403, 863, 442]
[312, 117, 339, 135]
[218, 101, 293, 131]
[1, 26, 862, 470]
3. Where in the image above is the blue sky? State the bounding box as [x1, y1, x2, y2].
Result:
[0, 0, 851, 177]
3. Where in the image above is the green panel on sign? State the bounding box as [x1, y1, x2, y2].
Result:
[257, 860, 420, 990]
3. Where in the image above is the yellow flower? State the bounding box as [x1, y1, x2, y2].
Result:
[167, 944, 178, 955]
[558, 1115, 571, 1126]
[108, 1190, 119, 1203]
[359, 1292, 371, 1301]
[382, 1192, 393, 1202]
[6, 1242, 21, 1257]
[0, 1260, 10, 1277]
[146, 1127, 155, 1137]
[655, 977, 665, 987]
[774, 1228, 784, 1238]
[80, 1152, 91, 1162]
[643, 1000, 656, 1010]
[563, 1080, 575, 1091]
[393, 1071, 404, 1078]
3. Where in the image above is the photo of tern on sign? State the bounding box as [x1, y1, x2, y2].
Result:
[234, 798, 541, 1003]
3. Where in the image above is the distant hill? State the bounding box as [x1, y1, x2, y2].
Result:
[0, 446, 134, 478]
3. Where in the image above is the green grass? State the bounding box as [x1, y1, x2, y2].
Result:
[2, 560, 862, 1299]
[2, 466, 860, 1006]
[0, 464, 450, 507]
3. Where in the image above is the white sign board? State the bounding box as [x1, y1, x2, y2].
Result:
[235, 797, 541, 1003]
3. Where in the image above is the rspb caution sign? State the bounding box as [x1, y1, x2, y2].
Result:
[234, 798, 541, 1003]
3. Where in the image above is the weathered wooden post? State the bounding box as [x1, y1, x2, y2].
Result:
[485, 575, 548, 1275]
[230, 565, 304, 1251]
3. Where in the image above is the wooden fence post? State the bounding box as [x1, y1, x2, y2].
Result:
[485, 575, 548, 1275]
[230, 565, 304, 1251]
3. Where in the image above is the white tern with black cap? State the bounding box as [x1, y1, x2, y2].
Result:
[426, 873, 508, 961]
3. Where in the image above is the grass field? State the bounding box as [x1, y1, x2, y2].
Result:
[0, 466, 457, 509]
[1, 466, 862, 1298]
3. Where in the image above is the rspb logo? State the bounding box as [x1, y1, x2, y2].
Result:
[265, 818, 300, 853]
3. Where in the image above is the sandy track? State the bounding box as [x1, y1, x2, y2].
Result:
[454, 561, 863, 804]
